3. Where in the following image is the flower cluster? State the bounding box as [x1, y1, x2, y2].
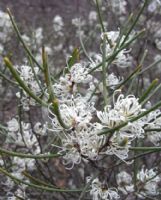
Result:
[6, 118, 43, 154]
[87, 177, 120, 200]
[15, 65, 41, 111]
[1, 1, 161, 200]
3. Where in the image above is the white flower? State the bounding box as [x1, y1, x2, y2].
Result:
[15, 65, 41, 110]
[110, 0, 127, 15]
[88, 178, 120, 200]
[53, 122, 104, 168]
[16, 65, 33, 81]
[53, 15, 64, 33]
[22, 34, 31, 45]
[101, 31, 133, 68]
[89, 11, 97, 25]
[71, 18, 85, 27]
[16, 65, 40, 93]
[98, 73, 122, 92]
[78, 123, 105, 160]
[97, 107, 125, 129]
[7, 118, 19, 132]
[148, 0, 161, 12]
[12, 157, 35, 172]
[146, 110, 161, 145]
[107, 73, 122, 89]
[57, 132, 81, 169]
[53, 75, 77, 99]
[34, 122, 47, 136]
[94, 32, 132, 70]
[114, 94, 143, 119]
[117, 171, 134, 195]
[6, 121, 40, 153]
[89, 53, 102, 70]
[51, 97, 95, 131]
[53, 63, 92, 100]
[70, 63, 92, 84]
[104, 133, 130, 161]
[0, 10, 12, 41]
[120, 120, 145, 139]
[137, 167, 160, 199]
[34, 27, 43, 45]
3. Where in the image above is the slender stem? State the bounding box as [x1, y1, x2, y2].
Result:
[141, 82, 161, 106]
[0, 166, 83, 192]
[120, 0, 149, 47]
[7, 8, 43, 70]
[95, 0, 105, 32]
[0, 147, 61, 159]
[0, 70, 18, 85]
[42, 46, 55, 101]
[138, 57, 161, 75]
[102, 34, 108, 105]
[145, 128, 161, 132]
[130, 147, 161, 151]
[89, 29, 145, 73]
[79, 25, 91, 62]
[139, 79, 158, 103]
[22, 171, 54, 187]
[28, 55, 44, 93]
[4, 57, 47, 107]
[115, 65, 141, 91]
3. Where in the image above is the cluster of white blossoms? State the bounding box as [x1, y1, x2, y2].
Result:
[47, 27, 161, 198]
[90, 31, 133, 69]
[4, 157, 33, 200]
[0, 10, 12, 42]
[53, 15, 64, 36]
[2, 2, 161, 199]
[87, 167, 160, 200]
[106, 31, 133, 67]
[97, 94, 145, 160]
[15, 65, 41, 111]
[7, 27, 161, 198]
[87, 177, 120, 200]
[110, 0, 127, 17]
[137, 167, 160, 199]
[6, 118, 42, 154]
[148, 0, 161, 13]
[1, 118, 46, 199]
[116, 171, 134, 195]
[116, 167, 160, 199]
[0, 9, 12, 61]
[53, 62, 92, 100]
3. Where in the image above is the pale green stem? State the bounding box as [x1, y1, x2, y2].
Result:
[0, 147, 61, 159]
[139, 79, 158, 103]
[138, 57, 161, 75]
[22, 171, 55, 187]
[28, 55, 44, 93]
[120, 0, 149, 47]
[0, 166, 83, 192]
[130, 147, 161, 151]
[95, 0, 113, 48]
[141, 82, 161, 106]
[7, 8, 43, 70]
[89, 29, 145, 73]
[4, 57, 47, 107]
[102, 34, 108, 105]
[42, 46, 55, 101]
[0, 70, 18, 85]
